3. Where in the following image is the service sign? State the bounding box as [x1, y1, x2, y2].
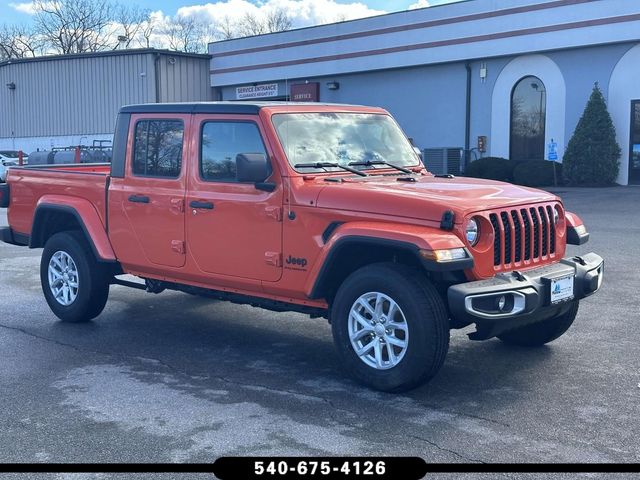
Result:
[236, 84, 278, 100]
[291, 83, 320, 102]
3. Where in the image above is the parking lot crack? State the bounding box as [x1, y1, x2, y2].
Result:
[401, 432, 485, 463]
[0, 323, 90, 353]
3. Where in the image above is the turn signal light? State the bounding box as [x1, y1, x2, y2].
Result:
[419, 248, 467, 262]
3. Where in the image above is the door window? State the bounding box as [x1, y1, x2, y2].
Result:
[510, 76, 546, 160]
[200, 122, 267, 182]
[133, 120, 184, 178]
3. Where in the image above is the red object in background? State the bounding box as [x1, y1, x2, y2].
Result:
[74, 146, 81, 163]
[291, 83, 319, 102]
[18, 150, 23, 166]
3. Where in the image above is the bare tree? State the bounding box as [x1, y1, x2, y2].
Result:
[264, 8, 293, 33]
[32, 0, 114, 54]
[237, 12, 265, 37]
[137, 12, 158, 49]
[217, 16, 237, 40]
[113, 4, 150, 48]
[237, 7, 292, 37]
[163, 16, 215, 53]
[0, 24, 41, 59]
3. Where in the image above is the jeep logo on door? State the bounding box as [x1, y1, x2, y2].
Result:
[285, 255, 308, 270]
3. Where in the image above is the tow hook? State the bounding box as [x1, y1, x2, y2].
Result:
[512, 270, 526, 281]
[573, 256, 587, 266]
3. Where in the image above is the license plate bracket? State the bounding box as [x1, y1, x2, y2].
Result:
[550, 274, 575, 304]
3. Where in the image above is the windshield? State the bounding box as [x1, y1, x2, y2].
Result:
[0, 151, 19, 158]
[272, 113, 420, 173]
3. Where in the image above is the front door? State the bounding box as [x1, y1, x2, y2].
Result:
[186, 115, 283, 282]
[113, 114, 188, 269]
[630, 101, 640, 184]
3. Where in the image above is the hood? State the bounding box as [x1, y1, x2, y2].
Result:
[314, 174, 558, 223]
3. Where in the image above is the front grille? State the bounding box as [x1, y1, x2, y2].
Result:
[489, 204, 557, 269]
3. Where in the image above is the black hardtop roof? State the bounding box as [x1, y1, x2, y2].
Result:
[118, 101, 373, 115]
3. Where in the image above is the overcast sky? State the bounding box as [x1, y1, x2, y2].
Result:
[2, 0, 460, 31]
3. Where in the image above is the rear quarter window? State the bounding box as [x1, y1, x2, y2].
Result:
[133, 120, 184, 178]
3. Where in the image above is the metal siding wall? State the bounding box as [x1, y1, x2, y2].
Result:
[0, 53, 156, 140]
[158, 54, 212, 103]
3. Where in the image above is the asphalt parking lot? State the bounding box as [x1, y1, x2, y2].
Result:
[0, 187, 639, 480]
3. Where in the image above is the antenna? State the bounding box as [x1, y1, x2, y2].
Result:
[284, 76, 293, 219]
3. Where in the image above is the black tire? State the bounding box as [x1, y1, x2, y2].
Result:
[497, 301, 579, 347]
[40, 231, 110, 323]
[331, 263, 449, 392]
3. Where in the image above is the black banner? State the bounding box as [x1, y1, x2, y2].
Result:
[0, 458, 638, 476]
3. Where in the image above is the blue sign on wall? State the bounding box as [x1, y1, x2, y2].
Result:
[548, 139, 558, 161]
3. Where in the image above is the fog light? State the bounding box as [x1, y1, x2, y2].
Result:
[496, 295, 507, 311]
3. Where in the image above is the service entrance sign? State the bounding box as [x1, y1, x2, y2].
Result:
[236, 84, 278, 100]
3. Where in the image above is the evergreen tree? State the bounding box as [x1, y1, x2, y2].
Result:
[563, 83, 621, 185]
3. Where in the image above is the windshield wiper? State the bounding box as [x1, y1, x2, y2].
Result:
[348, 160, 413, 175]
[294, 162, 368, 177]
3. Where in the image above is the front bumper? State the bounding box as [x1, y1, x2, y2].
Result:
[448, 253, 604, 340]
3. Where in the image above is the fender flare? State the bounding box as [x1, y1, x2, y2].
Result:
[306, 221, 471, 299]
[565, 210, 589, 245]
[31, 196, 117, 262]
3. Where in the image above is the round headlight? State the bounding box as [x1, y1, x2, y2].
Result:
[466, 218, 479, 246]
[553, 205, 560, 224]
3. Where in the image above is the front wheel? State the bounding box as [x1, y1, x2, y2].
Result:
[40, 231, 110, 322]
[331, 263, 449, 392]
[497, 301, 579, 347]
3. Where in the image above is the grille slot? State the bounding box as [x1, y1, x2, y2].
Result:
[511, 210, 522, 263]
[546, 205, 556, 253]
[530, 207, 540, 258]
[490, 204, 557, 269]
[500, 212, 512, 264]
[489, 213, 501, 266]
[521, 208, 531, 261]
[539, 206, 549, 256]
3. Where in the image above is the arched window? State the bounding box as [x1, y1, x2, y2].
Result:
[510, 76, 546, 160]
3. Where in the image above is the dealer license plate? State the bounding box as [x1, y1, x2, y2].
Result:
[550, 274, 574, 304]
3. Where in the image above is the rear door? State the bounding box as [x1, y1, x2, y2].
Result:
[110, 114, 189, 269]
[186, 115, 283, 282]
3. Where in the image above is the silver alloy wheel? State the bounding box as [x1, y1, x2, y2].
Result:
[48, 251, 80, 306]
[348, 292, 409, 370]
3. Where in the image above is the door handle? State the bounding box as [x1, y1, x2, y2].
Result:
[128, 194, 150, 203]
[190, 200, 214, 210]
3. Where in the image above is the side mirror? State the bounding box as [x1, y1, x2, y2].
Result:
[236, 153, 274, 190]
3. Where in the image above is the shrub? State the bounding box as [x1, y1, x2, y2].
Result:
[513, 160, 563, 187]
[563, 83, 621, 185]
[464, 157, 515, 182]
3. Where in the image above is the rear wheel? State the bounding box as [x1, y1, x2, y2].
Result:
[40, 231, 110, 322]
[498, 301, 579, 347]
[331, 263, 449, 392]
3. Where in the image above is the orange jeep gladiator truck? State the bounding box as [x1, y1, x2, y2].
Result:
[0, 102, 604, 392]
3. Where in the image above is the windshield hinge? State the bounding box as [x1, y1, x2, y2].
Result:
[265, 251, 282, 267]
[265, 206, 283, 222]
[171, 240, 185, 255]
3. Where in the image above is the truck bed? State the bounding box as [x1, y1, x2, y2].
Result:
[6, 163, 111, 238]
